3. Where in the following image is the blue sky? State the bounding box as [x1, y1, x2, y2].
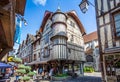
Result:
[14, 0, 97, 49]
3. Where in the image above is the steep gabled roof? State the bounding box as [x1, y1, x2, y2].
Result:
[67, 11, 86, 34]
[39, 10, 86, 35]
[39, 10, 52, 32]
[84, 31, 98, 43]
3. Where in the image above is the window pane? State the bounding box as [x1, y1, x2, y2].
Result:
[114, 13, 120, 21]
[114, 13, 120, 37]
[45, 34, 49, 44]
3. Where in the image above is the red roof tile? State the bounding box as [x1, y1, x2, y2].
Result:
[84, 31, 98, 43]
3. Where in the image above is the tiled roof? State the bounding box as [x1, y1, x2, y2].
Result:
[84, 31, 98, 43]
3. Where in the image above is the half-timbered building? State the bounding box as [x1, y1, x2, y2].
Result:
[0, 0, 26, 60]
[95, 0, 120, 81]
[37, 9, 86, 74]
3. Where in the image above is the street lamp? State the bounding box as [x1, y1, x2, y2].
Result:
[16, 14, 28, 26]
[21, 17, 28, 26]
[79, 0, 89, 14]
[79, 0, 103, 14]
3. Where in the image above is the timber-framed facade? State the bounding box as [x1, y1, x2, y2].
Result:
[29, 9, 86, 75]
[95, 0, 120, 82]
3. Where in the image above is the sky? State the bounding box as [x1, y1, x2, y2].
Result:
[14, 0, 97, 49]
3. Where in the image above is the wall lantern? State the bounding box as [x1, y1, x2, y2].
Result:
[79, 0, 89, 14]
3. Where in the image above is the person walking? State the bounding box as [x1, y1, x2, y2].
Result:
[49, 67, 54, 80]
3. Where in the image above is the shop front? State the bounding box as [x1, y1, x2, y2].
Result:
[104, 54, 120, 82]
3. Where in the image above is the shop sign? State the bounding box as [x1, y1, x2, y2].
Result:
[7, 56, 14, 62]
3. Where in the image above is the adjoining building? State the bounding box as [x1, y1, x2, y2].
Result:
[95, 0, 120, 82]
[0, 0, 26, 60]
[84, 31, 100, 72]
[30, 8, 86, 74]
[17, 34, 35, 64]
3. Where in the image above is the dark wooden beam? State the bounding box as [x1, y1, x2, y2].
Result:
[15, 0, 26, 16]
[95, 0, 105, 81]
[0, 0, 9, 7]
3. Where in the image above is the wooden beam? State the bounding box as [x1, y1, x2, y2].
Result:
[15, 0, 26, 16]
[0, 47, 12, 60]
[0, 0, 9, 7]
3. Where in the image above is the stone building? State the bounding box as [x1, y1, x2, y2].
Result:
[84, 31, 100, 71]
[95, 0, 120, 82]
[33, 8, 86, 74]
[0, 0, 26, 60]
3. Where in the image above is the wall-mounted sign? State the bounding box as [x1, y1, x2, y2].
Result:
[7, 56, 14, 62]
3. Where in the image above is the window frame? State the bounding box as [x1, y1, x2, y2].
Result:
[112, 10, 120, 39]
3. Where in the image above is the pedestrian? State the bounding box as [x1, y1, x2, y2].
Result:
[33, 69, 37, 80]
[39, 67, 43, 75]
[49, 68, 54, 80]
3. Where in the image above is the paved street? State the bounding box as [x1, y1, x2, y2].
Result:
[10, 76, 102, 82]
[84, 72, 101, 77]
[10, 72, 102, 82]
[63, 76, 102, 82]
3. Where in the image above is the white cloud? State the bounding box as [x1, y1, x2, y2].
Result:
[33, 0, 46, 6]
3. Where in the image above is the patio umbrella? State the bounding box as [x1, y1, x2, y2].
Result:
[0, 62, 12, 68]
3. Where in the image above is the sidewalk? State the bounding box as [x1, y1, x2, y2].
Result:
[84, 72, 102, 77]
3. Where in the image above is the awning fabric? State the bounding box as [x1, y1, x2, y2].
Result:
[0, 62, 12, 68]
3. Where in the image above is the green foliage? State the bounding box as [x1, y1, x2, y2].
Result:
[13, 57, 22, 63]
[116, 62, 120, 68]
[18, 64, 26, 69]
[21, 76, 31, 81]
[84, 66, 94, 73]
[16, 69, 26, 74]
[25, 66, 31, 70]
[27, 71, 36, 76]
